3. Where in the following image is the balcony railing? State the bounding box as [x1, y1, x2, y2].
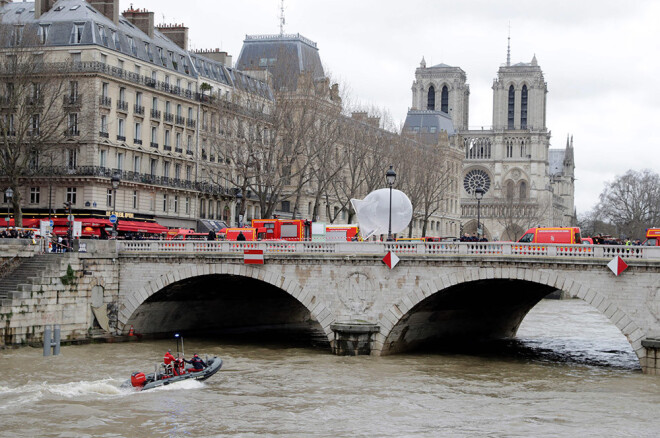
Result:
[63, 95, 82, 106]
[117, 100, 129, 112]
[134, 105, 145, 115]
[99, 131, 109, 138]
[186, 150, 193, 156]
[64, 128, 80, 137]
[19, 165, 233, 195]
[175, 115, 185, 125]
[186, 119, 196, 128]
[150, 109, 161, 120]
[117, 135, 126, 141]
[164, 113, 174, 123]
[99, 96, 111, 107]
[150, 142, 159, 148]
[164, 145, 172, 151]
[134, 139, 143, 145]
[175, 147, 183, 153]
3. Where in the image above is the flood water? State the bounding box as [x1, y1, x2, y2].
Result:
[1, 299, 659, 437]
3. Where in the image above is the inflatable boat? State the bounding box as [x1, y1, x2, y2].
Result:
[122, 356, 223, 391]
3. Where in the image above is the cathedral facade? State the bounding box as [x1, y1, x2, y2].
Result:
[407, 53, 575, 241]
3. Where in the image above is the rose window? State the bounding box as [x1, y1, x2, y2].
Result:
[463, 169, 491, 195]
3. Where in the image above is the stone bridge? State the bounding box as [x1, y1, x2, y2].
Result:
[1, 239, 659, 374]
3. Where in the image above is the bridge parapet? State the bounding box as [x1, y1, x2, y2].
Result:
[117, 240, 660, 260]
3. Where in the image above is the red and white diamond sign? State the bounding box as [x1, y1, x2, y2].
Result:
[244, 249, 264, 265]
[382, 251, 400, 269]
[607, 256, 628, 276]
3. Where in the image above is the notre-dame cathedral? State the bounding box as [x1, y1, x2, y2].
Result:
[404, 47, 576, 241]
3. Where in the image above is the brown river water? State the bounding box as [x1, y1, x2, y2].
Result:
[1, 299, 659, 437]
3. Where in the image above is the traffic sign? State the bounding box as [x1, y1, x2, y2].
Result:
[109, 214, 117, 224]
[67, 214, 74, 221]
[49, 219, 54, 227]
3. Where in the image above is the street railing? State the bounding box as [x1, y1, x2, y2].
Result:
[116, 240, 660, 260]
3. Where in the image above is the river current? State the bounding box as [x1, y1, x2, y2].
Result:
[1, 299, 658, 437]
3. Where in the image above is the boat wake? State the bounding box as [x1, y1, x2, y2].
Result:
[0, 378, 123, 410]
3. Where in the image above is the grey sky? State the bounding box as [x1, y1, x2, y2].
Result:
[130, 0, 660, 214]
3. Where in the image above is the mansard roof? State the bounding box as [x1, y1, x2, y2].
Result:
[0, 0, 273, 100]
[403, 110, 456, 138]
[549, 149, 569, 176]
[235, 33, 325, 90]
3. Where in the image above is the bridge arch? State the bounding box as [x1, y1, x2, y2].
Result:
[118, 263, 335, 343]
[378, 268, 646, 367]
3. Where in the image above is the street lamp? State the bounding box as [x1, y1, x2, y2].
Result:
[235, 190, 243, 227]
[475, 187, 485, 240]
[111, 173, 121, 237]
[5, 187, 13, 226]
[386, 166, 396, 241]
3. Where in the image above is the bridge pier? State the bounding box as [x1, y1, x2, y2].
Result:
[641, 338, 660, 375]
[330, 322, 380, 356]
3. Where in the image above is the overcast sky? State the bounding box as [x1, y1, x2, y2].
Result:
[131, 0, 660, 214]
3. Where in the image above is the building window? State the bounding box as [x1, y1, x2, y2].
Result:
[187, 135, 192, 152]
[100, 150, 107, 168]
[507, 85, 515, 129]
[38, 24, 50, 44]
[427, 86, 435, 111]
[133, 156, 140, 173]
[186, 165, 192, 181]
[176, 132, 181, 149]
[281, 201, 290, 213]
[185, 197, 190, 214]
[107, 189, 113, 207]
[150, 158, 157, 176]
[151, 126, 157, 145]
[66, 187, 77, 205]
[175, 164, 181, 180]
[162, 194, 168, 212]
[174, 196, 179, 213]
[116, 152, 124, 171]
[70, 23, 84, 44]
[66, 148, 77, 170]
[506, 140, 513, 158]
[132, 190, 138, 209]
[441, 86, 449, 113]
[134, 122, 141, 141]
[102, 82, 109, 99]
[118, 118, 125, 139]
[164, 129, 170, 146]
[163, 162, 170, 179]
[521, 85, 528, 129]
[519, 181, 528, 199]
[30, 187, 40, 204]
[100, 115, 108, 134]
[506, 180, 514, 199]
[68, 113, 78, 134]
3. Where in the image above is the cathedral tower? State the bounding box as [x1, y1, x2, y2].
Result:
[411, 58, 470, 130]
[492, 54, 547, 130]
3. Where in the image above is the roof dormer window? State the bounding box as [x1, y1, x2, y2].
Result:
[38, 24, 50, 45]
[111, 30, 120, 50]
[70, 23, 85, 44]
[127, 36, 137, 56]
[70, 5, 80, 11]
[98, 25, 107, 46]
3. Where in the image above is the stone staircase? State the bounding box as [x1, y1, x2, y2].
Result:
[0, 254, 66, 305]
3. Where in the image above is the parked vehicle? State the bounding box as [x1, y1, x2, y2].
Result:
[581, 237, 594, 245]
[325, 224, 359, 241]
[221, 227, 258, 241]
[251, 219, 306, 241]
[643, 228, 659, 246]
[517, 227, 582, 244]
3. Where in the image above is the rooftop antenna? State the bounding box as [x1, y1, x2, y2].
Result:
[279, 0, 286, 36]
[506, 22, 511, 66]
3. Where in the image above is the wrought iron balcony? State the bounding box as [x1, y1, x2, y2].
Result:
[99, 131, 109, 138]
[175, 115, 185, 125]
[134, 105, 145, 115]
[117, 100, 129, 112]
[63, 94, 82, 106]
[99, 96, 111, 107]
[117, 135, 126, 141]
[134, 139, 143, 145]
[150, 142, 159, 148]
[150, 109, 161, 120]
[164, 145, 172, 151]
[186, 119, 196, 128]
[164, 113, 174, 123]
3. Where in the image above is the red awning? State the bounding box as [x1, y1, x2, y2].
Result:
[116, 220, 168, 234]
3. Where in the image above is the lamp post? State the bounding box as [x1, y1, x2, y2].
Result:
[235, 190, 243, 227]
[386, 166, 396, 241]
[475, 187, 485, 240]
[111, 173, 121, 237]
[5, 187, 13, 226]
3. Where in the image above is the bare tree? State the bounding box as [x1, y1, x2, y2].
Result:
[0, 28, 71, 226]
[595, 169, 660, 239]
[493, 197, 552, 241]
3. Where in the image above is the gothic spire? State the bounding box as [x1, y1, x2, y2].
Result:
[506, 23, 511, 66]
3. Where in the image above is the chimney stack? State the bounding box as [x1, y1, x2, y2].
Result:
[194, 49, 233, 68]
[157, 24, 189, 51]
[86, 0, 119, 24]
[122, 7, 155, 38]
[34, 0, 57, 18]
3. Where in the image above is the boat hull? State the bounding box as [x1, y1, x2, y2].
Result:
[122, 356, 223, 391]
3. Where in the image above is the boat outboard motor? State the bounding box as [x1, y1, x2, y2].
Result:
[131, 372, 147, 388]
